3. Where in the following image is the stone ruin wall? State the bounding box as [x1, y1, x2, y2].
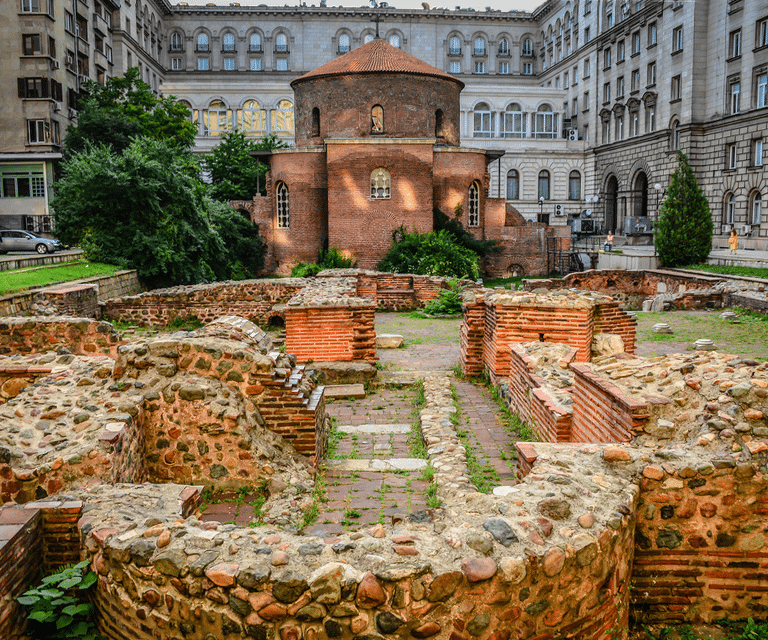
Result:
[0, 316, 123, 358]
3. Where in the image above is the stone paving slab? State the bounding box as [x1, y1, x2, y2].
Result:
[324, 383, 366, 398]
[325, 458, 427, 471]
[337, 423, 410, 434]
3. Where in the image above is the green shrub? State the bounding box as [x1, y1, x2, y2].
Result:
[291, 246, 356, 277]
[17, 560, 100, 640]
[434, 208, 499, 258]
[423, 279, 463, 315]
[377, 227, 480, 279]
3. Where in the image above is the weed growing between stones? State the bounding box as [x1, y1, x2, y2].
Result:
[450, 384, 501, 494]
[407, 379, 427, 458]
[481, 371, 536, 443]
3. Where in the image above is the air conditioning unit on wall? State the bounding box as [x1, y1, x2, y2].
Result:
[721, 224, 731, 234]
[554, 204, 564, 216]
[568, 129, 579, 141]
[741, 224, 752, 235]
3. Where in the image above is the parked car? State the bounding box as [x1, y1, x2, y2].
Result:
[0, 230, 64, 254]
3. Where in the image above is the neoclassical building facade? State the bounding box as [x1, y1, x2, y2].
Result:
[2, 0, 766, 251]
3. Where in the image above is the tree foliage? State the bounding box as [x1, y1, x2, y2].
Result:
[54, 138, 229, 288]
[655, 151, 713, 268]
[290, 246, 356, 278]
[434, 208, 499, 257]
[377, 227, 480, 279]
[203, 131, 287, 202]
[208, 200, 266, 280]
[64, 68, 196, 156]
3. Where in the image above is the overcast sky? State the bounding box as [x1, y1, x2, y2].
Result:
[181, 0, 546, 12]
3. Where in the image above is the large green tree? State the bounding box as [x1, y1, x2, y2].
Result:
[64, 68, 196, 156]
[53, 139, 222, 288]
[378, 228, 480, 279]
[655, 151, 713, 268]
[204, 132, 288, 202]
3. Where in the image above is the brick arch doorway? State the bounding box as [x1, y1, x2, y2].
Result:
[605, 175, 619, 234]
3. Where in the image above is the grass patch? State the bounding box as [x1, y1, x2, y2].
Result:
[0, 261, 123, 295]
[683, 264, 768, 280]
[407, 380, 428, 459]
[481, 373, 536, 443]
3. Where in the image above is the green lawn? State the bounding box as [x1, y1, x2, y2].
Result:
[0, 261, 123, 296]
[684, 263, 768, 280]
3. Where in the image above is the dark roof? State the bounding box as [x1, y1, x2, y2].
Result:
[291, 38, 464, 89]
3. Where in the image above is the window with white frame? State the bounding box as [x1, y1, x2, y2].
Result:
[602, 119, 611, 144]
[617, 76, 624, 98]
[617, 39, 625, 62]
[757, 73, 767, 108]
[564, 72, 570, 88]
[757, 16, 768, 49]
[474, 61, 485, 74]
[603, 82, 611, 103]
[0, 165, 46, 198]
[584, 58, 590, 78]
[197, 57, 209, 71]
[370, 168, 391, 199]
[468, 182, 480, 226]
[276, 182, 289, 228]
[275, 33, 288, 52]
[727, 143, 738, 169]
[754, 138, 764, 167]
[522, 62, 533, 75]
[648, 22, 657, 46]
[474, 37, 486, 56]
[240, 99, 265, 135]
[534, 104, 557, 138]
[276, 58, 288, 71]
[616, 114, 624, 141]
[502, 103, 525, 138]
[498, 62, 509, 74]
[672, 26, 683, 52]
[338, 34, 350, 53]
[585, 26, 591, 43]
[573, 65, 579, 84]
[449, 36, 461, 55]
[583, 91, 590, 110]
[272, 99, 294, 135]
[450, 61, 461, 74]
[730, 79, 741, 114]
[250, 58, 262, 71]
[646, 104, 655, 131]
[568, 170, 581, 200]
[498, 38, 510, 56]
[507, 169, 519, 199]
[222, 33, 235, 52]
[205, 100, 231, 135]
[522, 38, 533, 56]
[249, 33, 262, 52]
[224, 57, 235, 71]
[631, 110, 639, 137]
[573, 97, 579, 115]
[729, 29, 741, 58]
[632, 31, 640, 54]
[631, 69, 640, 92]
[671, 75, 681, 101]
[647, 61, 656, 85]
[171, 57, 182, 70]
[725, 193, 735, 225]
[538, 170, 550, 199]
[196, 33, 209, 52]
[752, 192, 763, 225]
[473, 102, 492, 137]
[604, 48, 611, 69]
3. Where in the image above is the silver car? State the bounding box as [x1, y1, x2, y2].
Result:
[0, 230, 64, 254]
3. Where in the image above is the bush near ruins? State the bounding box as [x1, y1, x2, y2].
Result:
[654, 151, 713, 268]
[378, 227, 480, 280]
[291, 246, 356, 278]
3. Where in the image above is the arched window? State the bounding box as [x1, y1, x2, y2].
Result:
[724, 193, 735, 225]
[522, 37, 533, 57]
[502, 103, 525, 138]
[311, 107, 320, 136]
[670, 119, 680, 151]
[222, 33, 235, 51]
[371, 105, 384, 133]
[449, 36, 461, 55]
[170, 32, 183, 52]
[196, 33, 209, 52]
[468, 181, 480, 226]
[753, 192, 763, 225]
[272, 99, 294, 135]
[507, 169, 520, 200]
[473, 102, 492, 138]
[205, 99, 231, 136]
[276, 182, 289, 228]
[389, 34, 400, 48]
[498, 38, 510, 56]
[534, 104, 557, 138]
[474, 37, 486, 56]
[538, 170, 551, 200]
[338, 34, 350, 53]
[249, 33, 262, 52]
[364, 33, 374, 44]
[178, 100, 195, 125]
[370, 168, 391, 199]
[435, 109, 444, 138]
[275, 33, 288, 52]
[240, 99, 265, 135]
[568, 170, 582, 200]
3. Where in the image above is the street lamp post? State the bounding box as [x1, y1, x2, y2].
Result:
[653, 182, 665, 257]
[539, 196, 545, 223]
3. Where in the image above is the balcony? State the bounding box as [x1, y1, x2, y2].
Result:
[473, 47, 486, 57]
[275, 44, 289, 53]
[195, 44, 209, 52]
[248, 44, 262, 53]
[448, 47, 462, 56]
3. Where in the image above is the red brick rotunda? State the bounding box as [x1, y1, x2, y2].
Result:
[247, 38, 506, 274]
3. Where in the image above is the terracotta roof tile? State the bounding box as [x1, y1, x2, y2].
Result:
[291, 38, 464, 88]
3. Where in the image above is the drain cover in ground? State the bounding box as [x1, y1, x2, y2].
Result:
[324, 384, 366, 398]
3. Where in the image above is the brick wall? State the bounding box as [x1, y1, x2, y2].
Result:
[285, 303, 377, 364]
[327, 142, 435, 270]
[102, 279, 306, 327]
[0, 317, 123, 357]
[594, 302, 637, 354]
[570, 362, 650, 443]
[459, 295, 485, 378]
[433, 148, 488, 231]
[633, 462, 768, 624]
[44, 284, 99, 317]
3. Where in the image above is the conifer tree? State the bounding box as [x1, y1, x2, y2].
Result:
[654, 151, 713, 268]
